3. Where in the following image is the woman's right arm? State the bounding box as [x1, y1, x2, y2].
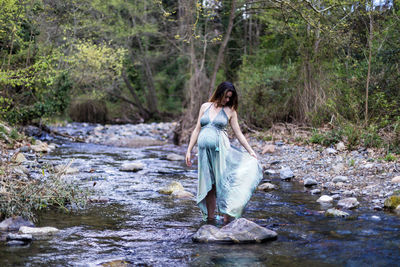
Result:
[186, 103, 208, 167]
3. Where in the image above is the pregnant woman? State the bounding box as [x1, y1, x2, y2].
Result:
[185, 81, 262, 223]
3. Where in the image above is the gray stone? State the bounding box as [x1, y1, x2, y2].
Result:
[88, 196, 109, 203]
[6, 233, 33, 242]
[13, 153, 27, 163]
[332, 163, 345, 174]
[331, 194, 341, 200]
[119, 162, 145, 172]
[391, 176, 400, 183]
[12, 165, 29, 176]
[317, 195, 333, 203]
[343, 190, 354, 197]
[19, 226, 59, 235]
[325, 208, 350, 218]
[264, 169, 279, 178]
[325, 148, 337, 154]
[166, 153, 185, 161]
[280, 168, 294, 180]
[54, 165, 79, 174]
[19, 146, 30, 152]
[192, 218, 277, 243]
[6, 240, 29, 246]
[336, 142, 346, 151]
[258, 183, 277, 191]
[332, 176, 348, 183]
[159, 181, 184, 195]
[304, 178, 318, 187]
[0, 216, 34, 231]
[171, 190, 194, 199]
[310, 189, 321, 195]
[337, 197, 359, 209]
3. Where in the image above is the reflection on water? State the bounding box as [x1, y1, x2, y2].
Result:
[0, 139, 399, 266]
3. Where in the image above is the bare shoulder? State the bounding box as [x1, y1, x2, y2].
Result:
[223, 106, 236, 120]
[200, 102, 212, 110]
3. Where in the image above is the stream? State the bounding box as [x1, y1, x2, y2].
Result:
[0, 123, 399, 266]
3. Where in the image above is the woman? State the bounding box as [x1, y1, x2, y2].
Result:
[185, 81, 262, 223]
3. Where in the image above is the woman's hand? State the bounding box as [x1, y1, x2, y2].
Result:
[249, 150, 258, 159]
[185, 151, 192, 167]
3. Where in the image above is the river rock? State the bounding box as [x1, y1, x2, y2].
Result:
[325, 208, 349, 218]
[192, 218, 277, 243]
[310, 189, 321, 195]
[6, 233, 33, 242]
[31, 140, 50, 153]
[54, 165, 79, 174]
[325, 148, 337, 154]
[12, 152, 27, 163]
[336, 142, 346, 151]
[384, 195, 400, 210]
[262, 144, 275, 154]
[88, 196, 109, 203]
[304, 178, 318, 187]
[119, 162, 144, 172]
[0, 216, 34, 231]
[171, 190, 194, 199]
[280, 168, 294, 180]
[332, 176, 348, 183]
[332, 163, 345, 174]
[12, 165, 29, 176]
[391, 176, 400, 183]
[395, 206, 400, 215]
[166, 153, 185, 161]
[258, 183, 277, 191]
[19, 226, 59, 235]
[337, 197, 359, 209]
[159, 181, 184, 195]
[264, 169, 279, 178]
[317, 195, 333, 203]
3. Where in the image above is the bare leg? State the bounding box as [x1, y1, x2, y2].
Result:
[223, 214, 232, 224]
[205, 185, 216, 220]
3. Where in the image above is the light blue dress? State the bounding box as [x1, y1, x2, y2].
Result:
[197, 104, 263, 220]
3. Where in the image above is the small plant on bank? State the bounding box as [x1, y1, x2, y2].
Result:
[384, 153, 396, 162]
[348, 158, 356, 167]
[0, 161, 89, 222]
[309, 129, 324, 144]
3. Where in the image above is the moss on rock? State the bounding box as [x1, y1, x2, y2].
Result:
[384, 195, 400, 210]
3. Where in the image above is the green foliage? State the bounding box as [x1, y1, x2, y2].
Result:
[384, 153, 396, 162]
[309, 129, 325, 145]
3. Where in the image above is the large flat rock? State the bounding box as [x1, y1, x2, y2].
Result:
[192, 218, 277, 244]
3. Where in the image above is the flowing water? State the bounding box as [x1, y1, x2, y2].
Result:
[0, 125, 399, 266]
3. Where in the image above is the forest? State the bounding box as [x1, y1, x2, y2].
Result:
[1, 0, 399, 151]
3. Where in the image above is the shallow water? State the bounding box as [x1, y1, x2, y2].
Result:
[0, 128, 399, 266]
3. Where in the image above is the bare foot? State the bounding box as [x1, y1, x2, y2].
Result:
[223, 214, 232, 225]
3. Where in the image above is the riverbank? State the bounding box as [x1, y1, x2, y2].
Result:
[52, 121, 400, 212]
[0, 122, 87, 222]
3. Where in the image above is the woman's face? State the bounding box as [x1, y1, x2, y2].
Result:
[221, 91, 233, 106]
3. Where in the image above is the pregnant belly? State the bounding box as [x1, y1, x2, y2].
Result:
[198, 128, 219, 149]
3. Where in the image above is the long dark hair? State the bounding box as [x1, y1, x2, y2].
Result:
[209, 81, 238, 110]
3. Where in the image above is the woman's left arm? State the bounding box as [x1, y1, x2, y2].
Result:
[229, 110, 257, 159]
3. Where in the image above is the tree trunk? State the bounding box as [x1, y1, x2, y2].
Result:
[365, 1, 373, 124]
[208, 0, 237, 95]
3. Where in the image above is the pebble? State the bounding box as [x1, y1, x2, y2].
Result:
[119, 162, 145, 172]
[310, 189, 321, 195]
[166, 153, 185, 161]
[192, 218, 277, 243]
[332, 176, 348, 183]
[325, 208, 349, 218]
[391, 176, 400, 183]
[317, 195, 333, 203]
[337, 197, 359, 209]
[304, 178, 318, 187]
[258, 183, 277, 191]
[280, 167, 294, 180]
